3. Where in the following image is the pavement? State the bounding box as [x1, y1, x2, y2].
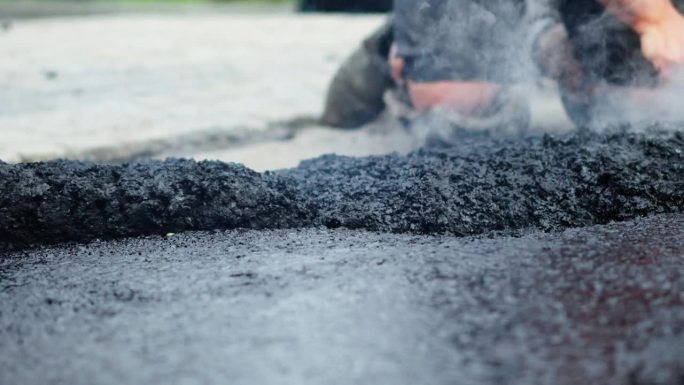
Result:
[1, 214, 683, 385]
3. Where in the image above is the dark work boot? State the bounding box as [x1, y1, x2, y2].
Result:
[320, 18, 394, 129]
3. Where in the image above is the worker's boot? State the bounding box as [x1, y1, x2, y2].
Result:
[320, 19, 394, 128]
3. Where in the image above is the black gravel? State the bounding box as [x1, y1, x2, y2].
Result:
[286, 129, 684, 234]
[0, 160, 313, 249]
[1, 130, 684, 249]
[2, 129, 684, 385]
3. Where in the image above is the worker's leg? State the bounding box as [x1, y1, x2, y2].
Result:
[320, 19, 394, 128]
[393, 0, 530, 136]
[319, 6, 513, 129]
[394, 0, 525, 112]
[322, 0, 530, 131]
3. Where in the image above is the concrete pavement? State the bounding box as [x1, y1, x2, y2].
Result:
[0, 13, 384, 163]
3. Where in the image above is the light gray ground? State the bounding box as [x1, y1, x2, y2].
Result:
[0, 12, 383, 163]
[0, 10, 573, 170]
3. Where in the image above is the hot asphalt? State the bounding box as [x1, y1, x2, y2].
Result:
[1, 129, 683, 385]
[2, 129, 683, 249]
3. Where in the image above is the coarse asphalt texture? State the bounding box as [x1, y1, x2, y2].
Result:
[2, 128, 684, 385]
[1, 129, 683, 249]
[1, 214, 683, 385]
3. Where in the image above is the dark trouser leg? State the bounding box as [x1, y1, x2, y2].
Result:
[394, 0, 531, 139]
[320, 19, 393, 128]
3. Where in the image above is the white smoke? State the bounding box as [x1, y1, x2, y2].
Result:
[395, 0, 684, 140]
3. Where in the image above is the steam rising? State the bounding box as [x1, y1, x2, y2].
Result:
[395, 0, 684, 136]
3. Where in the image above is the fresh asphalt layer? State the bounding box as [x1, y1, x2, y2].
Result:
[1, 214, 683, 385]
[2, 129, 683, 249]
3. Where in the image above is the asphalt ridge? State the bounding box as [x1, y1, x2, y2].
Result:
[1, 214, 682, 385]
[284, 129, 684, 234]
[1, 129, 684, 249]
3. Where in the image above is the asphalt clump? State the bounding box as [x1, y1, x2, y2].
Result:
[0, 160, 313, 249]
[286, 129, 684, 234]
[1, 129, 683, 249]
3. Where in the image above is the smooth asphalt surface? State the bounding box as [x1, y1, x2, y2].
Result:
[1, 214, 683, 385]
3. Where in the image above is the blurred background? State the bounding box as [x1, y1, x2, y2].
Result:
[0, 0, 403, 170]
[0, 0, 392, 19]
[0, 0, 570, 170]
